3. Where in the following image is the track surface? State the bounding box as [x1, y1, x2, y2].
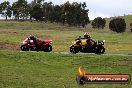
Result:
[58, 52, 132, 56]
[20, 51, 132, 56]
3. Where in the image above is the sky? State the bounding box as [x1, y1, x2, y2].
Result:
[0, 0, 132, 20]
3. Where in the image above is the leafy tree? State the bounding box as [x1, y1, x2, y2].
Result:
[41, 2, 53, 22]
[28, 1, 37, 20]
[12, 0, 29, 20]
[109, 18, 126, 33]
[51, 5, 61, 23]
[80, 2, 90, 27]
[92, 17, 106, 29]
[0, 1, 12, 20]
[61, 2, 90, 27]
[30, 3, 44, 21]
[6, 0, 90, 27]
[53, 5, 61, 23]
[62, 1, 72, 25]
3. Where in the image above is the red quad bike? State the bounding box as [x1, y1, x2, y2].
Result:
[20, 38, 52, 52]
[20, 38, 35, 51]
[35, 39, 52, 52]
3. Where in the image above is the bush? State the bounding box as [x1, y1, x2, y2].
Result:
[130, 29, 132, 32]
[109, 18, 126, 33]
[91, 17, 106, 29]
[130, 23, 132, 32]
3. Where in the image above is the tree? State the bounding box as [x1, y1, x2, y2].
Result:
[62, 1, 72, 25]
[30, 3, 44, 21]
[51, 5, 61, 23]
[9, 0, 90, 27]
[41, 2, 53, 22]
[12, 0, 29, 20]
[28, 1, 36, 20]
[92, 17, 106, 29]
[109, 18, 126, 33]
[80, 2, 90, 27]
[0, 1, 12, 20]
[61, 2, 90, 27]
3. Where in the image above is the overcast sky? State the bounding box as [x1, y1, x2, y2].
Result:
[0, 0, 132, 20]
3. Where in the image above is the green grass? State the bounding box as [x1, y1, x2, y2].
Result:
[0, 21, 132, 53]
[0, 21, 132, 88]
[121, 15, 132, 20]
[0, 50, 132, 88]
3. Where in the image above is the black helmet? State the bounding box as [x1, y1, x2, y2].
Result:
[29, 35, 35, 40]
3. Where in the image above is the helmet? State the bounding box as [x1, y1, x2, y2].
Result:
[84, 32, 90, 38]
[29, 35, 36, 40]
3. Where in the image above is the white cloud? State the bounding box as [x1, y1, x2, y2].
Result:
[89, 11, 111, 20]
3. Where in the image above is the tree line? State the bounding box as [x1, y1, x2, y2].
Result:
[0, 0, 90, 27]
[0, 0, 131, 33]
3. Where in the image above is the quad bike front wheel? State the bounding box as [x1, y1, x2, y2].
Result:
[70, 46, 79, 53]
[20, 45, 29, 51]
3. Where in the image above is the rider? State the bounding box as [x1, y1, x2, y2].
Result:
[84, 32, 91, 39]
[28, 35, 45, 48]
[83, 32, 91, 44]
[76, 36, 81, 40]
[28, 35, 38, 48]
[75, 36, 82, 45]
[28, 35, 37, 41]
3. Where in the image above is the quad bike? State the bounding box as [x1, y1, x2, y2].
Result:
[70, 38, 105, 54]
[20, 38, 52, 52]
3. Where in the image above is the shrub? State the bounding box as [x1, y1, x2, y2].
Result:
[91, 17, 106, 29]
[130, 23, 132, 32]
[109, 18, 126, 33]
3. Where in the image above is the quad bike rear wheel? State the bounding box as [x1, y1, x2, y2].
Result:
[44, 45, 52, 52]
[96, 46, 105, 54]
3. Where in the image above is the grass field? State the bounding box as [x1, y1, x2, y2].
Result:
[0, 20, 132, 88]
[121, 15, 132, 20]
[0, 21, 132, 53]
[0, 50, 132, 88]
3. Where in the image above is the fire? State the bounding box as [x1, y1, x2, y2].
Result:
[78, 66, 86, 76]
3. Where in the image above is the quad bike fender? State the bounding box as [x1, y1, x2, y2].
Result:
[43, 40, 52, 46]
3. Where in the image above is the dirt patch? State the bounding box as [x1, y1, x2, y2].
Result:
[0, 42, 20, 50]
[0, 30, 21, 35]
[127, 60, 132, 63]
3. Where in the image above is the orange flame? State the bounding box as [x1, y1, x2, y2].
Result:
[78, 66, 86, 76]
